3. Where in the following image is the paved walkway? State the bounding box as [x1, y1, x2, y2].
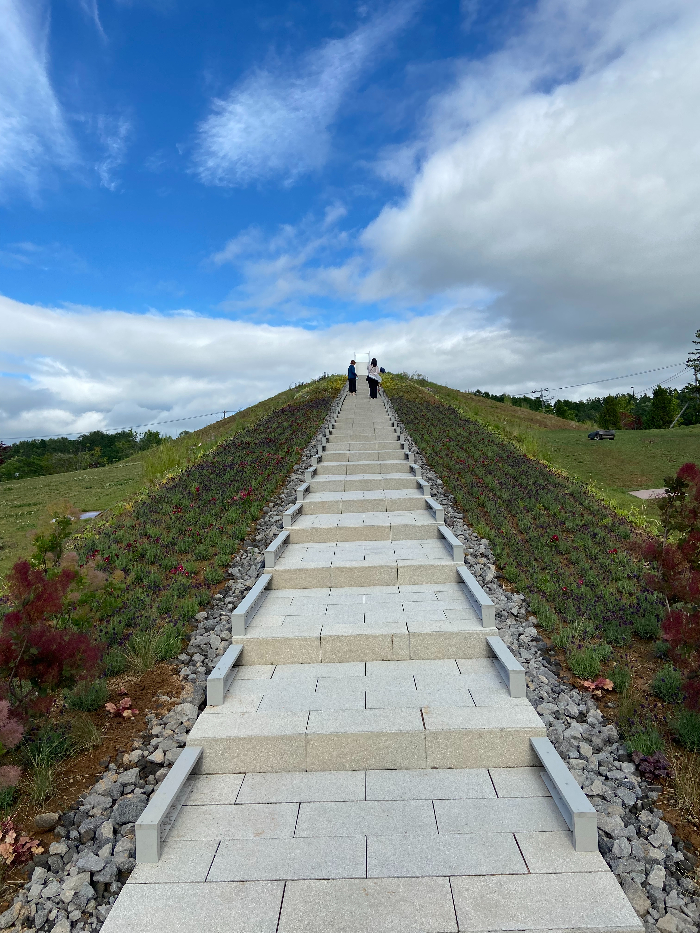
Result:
[103, 391, 642, 933]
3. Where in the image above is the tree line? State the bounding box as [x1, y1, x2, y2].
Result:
[0, 429, 165, 482]
[473, 383, 700, 430]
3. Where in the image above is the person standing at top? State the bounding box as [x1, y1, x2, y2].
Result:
[348, 360, 357, 394]
[367, 357, 381, 399]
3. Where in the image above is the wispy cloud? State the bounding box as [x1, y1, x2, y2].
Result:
[95, 114, 132, 189]
[192, 4, 417, 187]
[77, 0, 106, 40]
[0, 0, 76, 199]
[0, 241, 88, 273]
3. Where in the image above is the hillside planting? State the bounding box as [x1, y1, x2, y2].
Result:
[386, 376, 664, 663]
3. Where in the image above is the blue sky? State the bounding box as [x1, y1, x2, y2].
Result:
[1, 0, 699, 438]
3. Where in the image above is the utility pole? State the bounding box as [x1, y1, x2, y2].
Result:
[530, 388, 550, 412]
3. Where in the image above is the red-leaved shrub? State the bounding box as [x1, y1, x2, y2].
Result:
[0, 561, 101, 716]
[641, 463, 700, 708]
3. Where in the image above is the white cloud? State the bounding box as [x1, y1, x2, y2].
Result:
[192, 4, 416, 187]
[0, 0, 76, 199]
[95, 114, 132, 189]
[360, 0, 700, 355]
[0, 292, 682, 441]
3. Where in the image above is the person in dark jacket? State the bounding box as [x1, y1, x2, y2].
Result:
[348, 360, 357, 394]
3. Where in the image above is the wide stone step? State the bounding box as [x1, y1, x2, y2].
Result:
[236, 584, 494, 664]
[288, 511, 441, 543]
[302, 490, 428, 513]
[322, 450, 406, 462]
[315, 460, 411, 475]
[187, 659, 546, 773]
[326, 441, 402, 451]
[104, 762, 640, 933]
[309, 474, 418, 493]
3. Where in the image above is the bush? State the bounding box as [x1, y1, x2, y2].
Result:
[103, 647, 127, 676]
[633, 614, 661, 640]
[567, 644, 610, 680]
[65, 679, 109, 712]
[610, 665, 631, 694]
[625, 727, 665, 755]
[653, 640, 670, 659]
[0, 561, 101, 716]
[651, 664, 684, 704]
[671, 709, 700, 751]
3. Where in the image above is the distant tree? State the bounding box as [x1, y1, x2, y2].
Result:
[137, 430, 163, 451]
[646, 385, 680, 429]
[553, 400, 577, 421]
[598, 396, 621, 430]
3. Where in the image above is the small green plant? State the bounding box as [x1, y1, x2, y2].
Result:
[23, 725, 71, 805]
[617, 693, 664, 754]
[103, 647, 128, 676]
[176, 597, 199, 624]
[0, 786, 17, 816]
[634, 614, 661, 640]
[671, 709, 700, 751]
[551, 625, 572, 650]
[124, 626, 183, 673]
[567, 643, 610, 680]
[610, 664, 632, 694]
[155, 625, 183, 660]
[567, 646, 602, 680]
[625, 727, 665, 755]
[69, 712, 102, 752]
[528, 595, 557, 633]
[651, 664, 684, 704]
[653, 640, 670, 659]
[65, 679, 109, 712]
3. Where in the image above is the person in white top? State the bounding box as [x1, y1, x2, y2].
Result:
[367, 358, 381, 399]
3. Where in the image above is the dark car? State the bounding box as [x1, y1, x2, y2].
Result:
[588, 430, 616, 440]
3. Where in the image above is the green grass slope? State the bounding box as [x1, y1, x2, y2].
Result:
[0, 378, 341, 580]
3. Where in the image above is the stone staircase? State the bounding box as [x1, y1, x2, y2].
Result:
[102, 389, 643, 933]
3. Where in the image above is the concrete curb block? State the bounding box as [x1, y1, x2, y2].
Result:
[486, 635, 526, 698]
[264, 529, 290, 568]
[457, 565, 495, 627]
[296, 482, 310, 502]
[304, 465, 317, 482]
[438, 524, 464, 562]
[231, 573, 271, 636]
[283, 502, 303, 528]
[531, 736, 598, 852]
[425, 496, 445, 523]
[416, 477, 431, 497]
[206, 644, 243, 706]
[135, 746, 203, 863]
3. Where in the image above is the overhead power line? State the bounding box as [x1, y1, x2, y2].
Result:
[1, 409, 236, 443]
[530, 362, 686, 395]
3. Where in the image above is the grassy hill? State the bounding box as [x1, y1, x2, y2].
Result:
[0, 379, 338, 580]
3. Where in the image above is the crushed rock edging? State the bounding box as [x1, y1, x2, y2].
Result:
[0, 402, 337, 933]
[385, 393, 700, 933]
